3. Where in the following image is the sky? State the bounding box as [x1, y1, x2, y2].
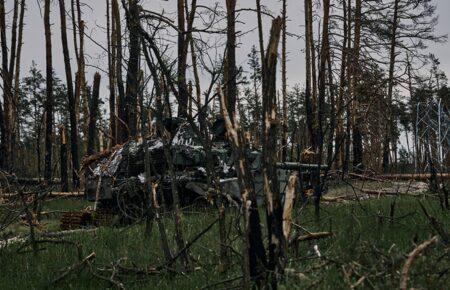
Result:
[11, 0, 450, 104]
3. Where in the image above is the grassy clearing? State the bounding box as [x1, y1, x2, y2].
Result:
[0, 195, 448, 289]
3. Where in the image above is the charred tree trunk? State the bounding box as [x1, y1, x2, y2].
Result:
[107, 0, 116, 146]
[262, 17, 284, 289]
[383, 0, 399, 172]
[351, 0, 363, 171]
[281, 0, 288, 162]
[44, 0, 53, 182]
[0, 0, 12, 171]
[124, 0, 141, 139]
[225, 0, 237, 121]
[219, 89, 267, 288]
[304, 0, 316, 148]
[177, 0, 188, 118]
[112, 0, 126, 143]
[87, 73, 101, 157]
[59, 0, 80, 188]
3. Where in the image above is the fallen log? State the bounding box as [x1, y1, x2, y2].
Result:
[379, 173, 450, 181]
[0, 228, 97, 249]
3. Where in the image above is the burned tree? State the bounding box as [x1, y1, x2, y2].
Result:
[59, 0, 80, 188]
[43, 0, 53, 182]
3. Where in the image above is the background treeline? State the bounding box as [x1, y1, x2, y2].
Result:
[0, 0, 448, 182]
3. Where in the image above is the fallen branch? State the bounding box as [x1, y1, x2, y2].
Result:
[51, 252, 96, 285]
[164, 218, 219, 268]
[399, 236, 438, 290]
[289, 231, 333, 247]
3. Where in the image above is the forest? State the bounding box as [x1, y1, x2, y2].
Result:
[0, 0, 449, 289]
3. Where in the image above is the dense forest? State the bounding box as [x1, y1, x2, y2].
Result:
[0, 0, 448, 289]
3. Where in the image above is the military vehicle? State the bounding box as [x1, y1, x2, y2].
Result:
[60, 118, 327, 229]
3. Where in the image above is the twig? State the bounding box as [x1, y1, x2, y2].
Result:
[51, 252, 96, 285]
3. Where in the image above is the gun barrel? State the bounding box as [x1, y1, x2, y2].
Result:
[276, 162, 329, 171]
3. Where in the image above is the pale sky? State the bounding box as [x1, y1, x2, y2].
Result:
[12, 0, 450, 104]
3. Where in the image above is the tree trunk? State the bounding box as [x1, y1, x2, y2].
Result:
[0, 0, 12, 171]
[112, 0, 126, 143]
[177, 0, 188, 118]
[281, 0, 288, 162]
[225, 0, 237, 121]
[60, 126, 69, 192]
[304, 0, 316, 149]
[44, 0, 53, 182]
[335, 0, 348, 170]
[107, 0, 116, 146]
[59, 0, 80, 188]
[219, 89, 267, 288]
[383, 0, 399, 173]
[262, 17, 284, 289]
[351, 0, 363, 171]
[87, 73, 101, 157]
[13, 0, 25, 162]
[125, 0, 140, 139]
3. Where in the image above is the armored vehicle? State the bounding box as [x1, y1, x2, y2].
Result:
[60, 118, 326, 229]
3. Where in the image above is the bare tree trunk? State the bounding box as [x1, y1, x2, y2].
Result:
[13, 0, 25, 160]
[112, 0, 126, 143]
[177, 0, 188, 118]
[75, 0, 88, 151]
[304, 0, 316, 148]
[219, 89, 267, 288]
[44, 0, 53, 182]
[124, 0, 140, 139]
[59, 0, 80, 188]
[383, 0, 400, 172]
[335, 0, 348, 170]
[262, 17, 284, 289]
[225, 0, 237, 121]
[281, 0, 288, 162]
[351, 0, 363, 171]
[107, 0, 116, 146]
[87, 73, 101, 157]
[0, 0, 12, 171]
[60, 126, 69, 192]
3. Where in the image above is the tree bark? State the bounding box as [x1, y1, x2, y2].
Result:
[383, 0, 400, 172]
[0, 0, 12, 171]
[112, 0, 126, 143]
[107, 0, 116, 146]
[304, 0, 316, 149]
[125, 0, 141, 139]
[281, 0, 288, 162]
[177, 0, 188, 118]
[351, 0, 363, 171]
[225, 0, 237, 121]
[262, 17, 284, 289]
[60, 126, 69, 192]
[87, 73, 101, 157]
[44, 0, 53, 182]
[59, 0, 80, 188]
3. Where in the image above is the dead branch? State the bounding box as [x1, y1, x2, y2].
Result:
[399, 236, 438, 290]
[51, 252, 96, 285]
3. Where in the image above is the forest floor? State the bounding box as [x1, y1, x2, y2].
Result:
[0, 180, 448, 289]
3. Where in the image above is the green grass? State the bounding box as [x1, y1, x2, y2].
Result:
[0, 196, 448, 289]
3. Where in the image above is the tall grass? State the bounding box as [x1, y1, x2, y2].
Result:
[0, 196, 448, 289]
